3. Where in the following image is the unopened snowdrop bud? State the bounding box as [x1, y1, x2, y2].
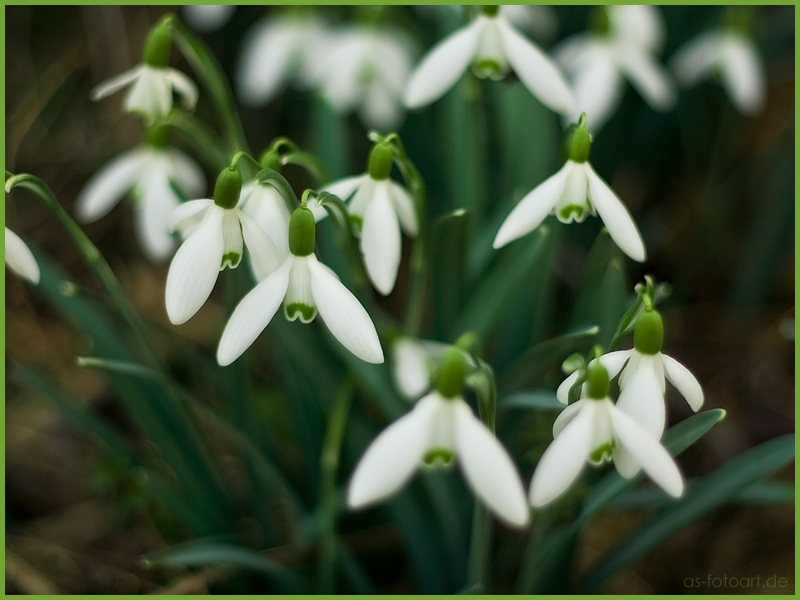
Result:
[564, 114, 592, 163]
[259, 149, 282, 172]
[633, 308, 664, 355]
[367, 142, 394, 181]
[435, 347, 467, 398]
[213, 168, 242, 210]
[585, 361, 609, 400]
[143, 23, 172, 68]
[288, 206, 316, 257]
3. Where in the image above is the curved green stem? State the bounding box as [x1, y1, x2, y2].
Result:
[230, 150, 262, 174]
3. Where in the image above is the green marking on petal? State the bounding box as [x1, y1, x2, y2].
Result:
[558, 204, 586, 222]
[589, 442, 614, 465]
[423, 448, 455, 469]
[473, 58, 504, 80]
[221, 252, 241, 269]
[350, 214, 363, 236]
[284, 302, 316, 323]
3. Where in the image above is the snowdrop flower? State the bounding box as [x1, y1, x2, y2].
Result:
[554, 5, 675, 131]
[530, 361, 684, 507]
[166, 166, 282, 325]
[348, 347, 529, 527]
[183, 5, 236, 33]
[322, 140, 418, 295]
[392, 336, 448, 400]
[75, 125, 205, 261]
[500, 5, 558, 45]
[670, 26, 766, 115]
[91, 22, 197, 125]
[493, 115, 646, 263]
[217, 201, 384, 365]
[404, 5, 573, 115]
[237, 12, 327, 106]
[5, 227, 40, 284]
[306, 25, 416, 131]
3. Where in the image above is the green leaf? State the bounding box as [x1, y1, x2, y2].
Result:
[281, 150, 330, 185]
[165, 110, 229, 172]
[430, 208, 471, 340]
[499, 390, 564, 411]
[582, 433, 795, 592]
[611, 479, 795, 510]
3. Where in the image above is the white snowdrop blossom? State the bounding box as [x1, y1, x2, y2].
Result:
[322, 142, 418, 295]
[91, 22, 197, 126]
[670, 28, 766, 115]
[392, 337, 449, 400]
[493, 117, 646, 263]
[75, 138, 206, 261]
[183, 5, 236, 33]
[5, 227, 40, 285]
[404, 7, 574, 115]
[348, 391, 529, 527]
[306, 25, 416, 131]
[217, 205, 384, 365]
[239, 182, 293, 262]
[165, 169, 282, 325]
[555, 5, 675, 131]
[237, 12, 328, 106]
[530, 363, 684, 507]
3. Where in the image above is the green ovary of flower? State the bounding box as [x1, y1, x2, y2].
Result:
[143, 24, 172, 68]
[289, 206, 316, 256]
[213, 167, 242, 210]
[634, 308, 664, 355]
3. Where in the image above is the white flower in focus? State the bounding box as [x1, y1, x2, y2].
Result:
[670, 29, 766, 115]
[347, 391, 529, 527]
[183, 5, 236, 33]
[530, 363, 684, 507]
[493, 117, 646, 263]
[307, 26, 416, 131]
[322, 142, 418, 295]
[555, 5, 675, 131]
[166, 170, 282, 325]
[217, 206, 383, 365]
[404, 8, 574, 115]
[237, 13, 327, 106]
[5, 227, 40, 285]
[90, 23, 198, 125]
[76, 140, 205, 261]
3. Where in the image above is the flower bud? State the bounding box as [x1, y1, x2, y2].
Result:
[289, 206, 316, 257]
[482, 5, 500, 17]
[563, 115, 592, 163]
[143, 24, 172, 68]
[586, 361, 610, 400]
[588, 6, 610, 35]
[367, 142, 394, 181]
[435, 347, 467, 398]
[259, 149, 282, 172]
[634, 308, 664, 355]
[213, 167, 242, 210]
[146, 124, 171, 149]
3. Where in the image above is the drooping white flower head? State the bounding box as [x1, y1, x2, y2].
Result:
[404, 6, 574, 115]
[530, 362, 684, 507]
[493, 115, 646, 263]
[75, 126, 206, 262]
[321, 141, 418, 295]
[236, 11, 328, 106]
[670, 28, 766, 116]
[392, 336, 449, 400]
[217, 204, 384, 365]
[5, 227, 40, 285]
[90, 23, 197, 126]
[554, 5, 676, 132]
[166, 167, 282, 325]
[183, 5, 236, 33]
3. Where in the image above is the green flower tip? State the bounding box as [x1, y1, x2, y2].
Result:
[634, 308, 664, 355]
[482, 5, 500, 17]
[588, 6, 610, 35]
[213, 167, 242, 210]
[586, 361, 610, 400]
[289, 206, 316, 256]
[564, 114, 592, 163]
[259, 149, 282, 172]
[435, 347, 467, 398]
[143, 23, 172, 68]
[367, 142, 394, 181]
[146, 124, 171, 148]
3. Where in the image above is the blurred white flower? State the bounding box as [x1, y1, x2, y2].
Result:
[5, 227, 40, 285]
[237, 12, 328, 106]
[670, 29, 766, 115]
[555, 5, 676, 131]
[183, 5, 236, 33]
[76, 144, 205, 261]
[392, 337, 449, 400]
[239, 182, 293, 261]
[500, 5, 559, 44]
[347, 391, 530, 528]
[404, 9, 574, 115]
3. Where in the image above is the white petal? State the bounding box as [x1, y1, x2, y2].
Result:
[220, 209, 243, 269]
[183, 4, 235, 32]
[90, 65, 144, 101]
[5, 228, 40, 284]
[393, 337, 433, 399]
[493, 161, 571, 248]
[598, 350, 633, 380]
[608, 5, 665, 53]
[609, 406, 684, 498]
[556, 370, 580, 405]
[554, 34, 592, 71]
[321, 174, 369, 202]
[135, 166, 181, 261]
[360, 81, 403, 131]
[308, 255, 384, 363]
[347, 394, 438, 508]
[720, 34, 766, 116]
[217, 256, 293, 366]
[585, 163, 646, 262]
[124, 68, 172, 124]
[403, 18, 482, 109]
[496, 17, 575, 115]
[669, 31, 720, 88]
[612, 443, 642, 479]
[238, 209, 283, 282]
[361, 182, 401, 295]
[168, 149, 206, 197]
[615, 356, 666, 438]
[75, 149, 150, 222]
[387, 180, 419, 237]
[166, 69, 199, 110]
[242, 184, 292, 258]
[348, 177, 377, 219]
[284, 255, 316, 322]
[165, 206, 224, 324]
[566, 49, 624, 131]
[661, 354, 704, 412]
[170, 199, 214, 233]
[615, 48, 676, 111]
[237, 19, 299, 105]
[529, 402, 594, 507]
[454, 400, 529, 527]
[553, 399, 585, 437]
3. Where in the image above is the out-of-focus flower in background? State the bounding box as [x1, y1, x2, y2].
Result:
[183, 5, 236, 33]
[4, 227, 40, 285]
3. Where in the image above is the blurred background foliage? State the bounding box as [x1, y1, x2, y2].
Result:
[5, 5, 795, 594]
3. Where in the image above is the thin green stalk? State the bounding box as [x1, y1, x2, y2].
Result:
[318, 374, 356, 594]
